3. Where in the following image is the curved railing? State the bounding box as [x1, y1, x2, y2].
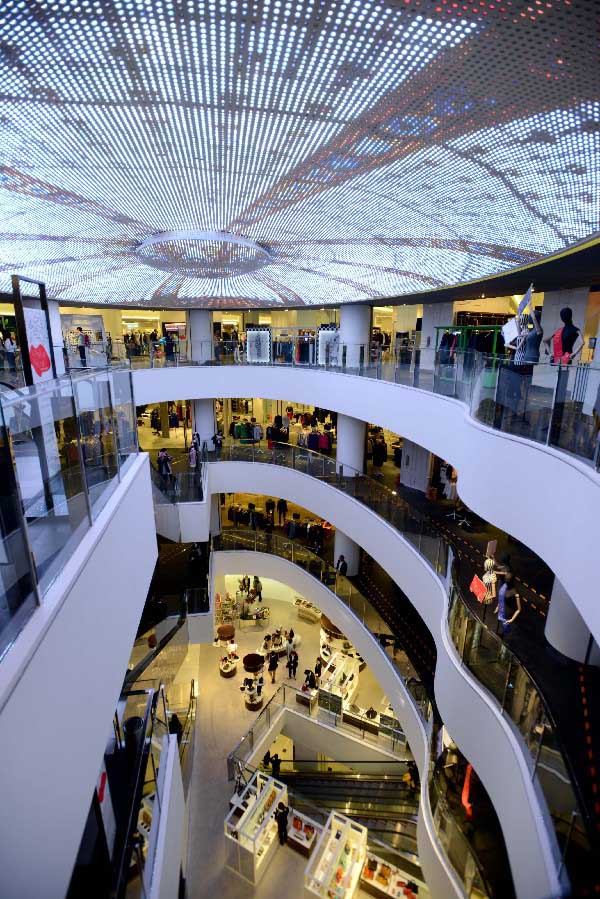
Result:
[210, 442, 591, 888]
[128, 337, 600, 471]
[216, 531, 496, 898]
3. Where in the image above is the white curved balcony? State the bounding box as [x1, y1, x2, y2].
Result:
[212, 546, 467, 899]
[133, 362, 600, 648]
[207, 458, 565, 899]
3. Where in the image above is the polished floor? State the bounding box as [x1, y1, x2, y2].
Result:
[184, 593, 389, 899]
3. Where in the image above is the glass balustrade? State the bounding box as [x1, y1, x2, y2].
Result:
[0, 365, 138, 659]
[130, 335, 600, 469]
[208, 445, 587, 885]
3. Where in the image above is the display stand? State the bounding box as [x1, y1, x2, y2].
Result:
[224, 772, 287, 884]
[360, 850, 421, 899]
[220, 657, 238, 678]
[215, 592, 237, 624]
[239, 605, 270, 627]
[304, 811, 367, 898]
[318, 652, 360, 714]
[295, 596, 322, 623]
[287, 810, 322, 857]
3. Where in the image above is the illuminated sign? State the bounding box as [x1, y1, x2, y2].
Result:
[0, 1, 597, 308]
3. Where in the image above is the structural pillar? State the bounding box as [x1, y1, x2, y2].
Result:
[189, 309, 216, 448]
[545, 577, 600, 665]
[333, 529, 361, 578]
[188, 308, 213, 362]
[192, 399, 216, 451]
[159, 402, 170, 439]
[334, 411, 366, 577]
[210, 494, 221, 537]
[339, 304, 371, 369]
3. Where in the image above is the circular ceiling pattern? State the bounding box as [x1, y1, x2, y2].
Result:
[135, 231, 272, 278]
[0, 0, 598, 308]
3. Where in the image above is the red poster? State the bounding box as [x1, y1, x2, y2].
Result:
[469, 575, 486, 602]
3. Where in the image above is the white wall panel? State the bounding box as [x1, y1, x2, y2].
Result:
[0, 456, 157, 899]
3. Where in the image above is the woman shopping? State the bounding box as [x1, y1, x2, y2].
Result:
[268, 649, 279, 684]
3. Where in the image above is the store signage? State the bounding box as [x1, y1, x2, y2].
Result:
[11, 275, 57, 387]
[486, 539, 497, 558]
[469, 575, 487, 603]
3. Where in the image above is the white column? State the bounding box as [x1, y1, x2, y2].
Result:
[334, 410, 366, 578]
[210, 493, 221, 537]
[335, 413, 365, 476]
[339, 304, 371, 368]
[192, 399, 215, 450]
[545, 577, 600, 665]
[334, 529, 360, 577]
[188, 308, 213, 362]
[400, 439, 431, 493]
[420, 300, 453, 354]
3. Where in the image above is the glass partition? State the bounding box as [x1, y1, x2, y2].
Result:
[71, 370, 119, 516]
[0, 364, 138, 658]
[132, 337, 600, 469]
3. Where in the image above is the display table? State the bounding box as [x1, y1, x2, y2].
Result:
[225, 772, 288, 885]
[318, 652, 360, 715]
[294, 596, 321, 624]
[243, 652, 265, 674]
[360, 851, 421, 899]
[245, 694, 263, 711]
[304, 811, 367, 898]
[239, 606, 270, 628]
[287, 810, 322, 857]
[320, 618, 366, 671]
[217, 623, 235, 642]
[220, 657, 237, 678]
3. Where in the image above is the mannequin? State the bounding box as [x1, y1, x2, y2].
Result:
[482, 553, 497, 604]
[544, 307, 583, 364]
[494, 574, 522, 634]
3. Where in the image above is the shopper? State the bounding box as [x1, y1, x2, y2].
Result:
[268, 650, 279, 683]
[270, 753, 281, 778]
[336, 554, 348, 577]
[4, 333, 16, 373]
[286, 649, 298, 679]
[212, 431, 223, 458]
[253, 576, 263, 602]
[165, 333, 175, 364]
[265, 497, 276, 517]
[189, 443, 197, 469]
[157, 448, 173, 484]
[274, 801, 289, 845]
[304, 669, 317, 690]
[265, 513, 274, 550]
[168, 713, 183, 745]
[76, 327, 87, 367]
[276, 497, 288, 526]
[285, 634, 294, 659]
[314, 657, 322, 685]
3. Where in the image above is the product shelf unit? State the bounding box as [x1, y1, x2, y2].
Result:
[318, 652, 360, 715]
[224, 772, 288, 884]
[287, 809, 323, 857]
[304, 811, 367, 899]
[360, 850, 423, 899]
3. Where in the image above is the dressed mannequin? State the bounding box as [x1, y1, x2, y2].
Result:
[494, 574, 522, 634]
[544, 307, 583, 364]
[482, 554, 497, 604]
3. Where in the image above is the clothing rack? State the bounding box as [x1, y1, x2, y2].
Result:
[435, 324, 504, 355]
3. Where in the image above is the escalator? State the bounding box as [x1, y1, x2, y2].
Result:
[278, 771, 421, 877]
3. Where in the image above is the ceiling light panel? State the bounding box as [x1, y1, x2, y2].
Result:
[0, 0, 598, 307]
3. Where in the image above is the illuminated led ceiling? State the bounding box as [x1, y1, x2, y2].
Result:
[0, 0, 598, 308]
